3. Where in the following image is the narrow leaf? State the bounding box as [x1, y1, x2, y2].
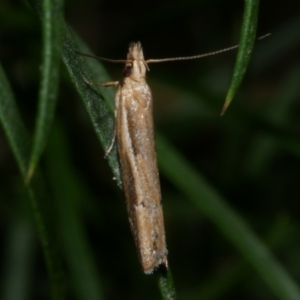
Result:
[157, 268, 177, 300]
[61, 25, 122, 187]
[0, 68, 31, 176]
[0, 63, 65, 300]
[27, 0, 121, 186]
[26, 0, 64, 183]
[157, 134, 300, 300]
[46, 124, 104, 300]
[222, 0, 260, 114]
[2, 219, 34, 300]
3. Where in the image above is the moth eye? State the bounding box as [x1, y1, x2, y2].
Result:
[123, 65, 132, 77]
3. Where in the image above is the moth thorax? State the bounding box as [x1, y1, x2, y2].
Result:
[130, 59, 147, 81]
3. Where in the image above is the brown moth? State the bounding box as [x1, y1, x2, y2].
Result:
[77, 35, 270, 273]
[82, 42, 168, 274]
[110, 43, 168, 274]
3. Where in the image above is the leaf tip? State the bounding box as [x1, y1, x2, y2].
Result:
[220, 97, 232, 116]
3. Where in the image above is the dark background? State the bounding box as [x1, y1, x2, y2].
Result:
[1, 0, 300, 299]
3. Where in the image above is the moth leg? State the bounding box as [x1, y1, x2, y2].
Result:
[83, 77, 119, 87]
[81, 76, 119, 157]
[102, 81, 120, 87]
[104, 84, 121, 158]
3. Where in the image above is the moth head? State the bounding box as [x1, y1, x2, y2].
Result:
[127, 42, 144, 61]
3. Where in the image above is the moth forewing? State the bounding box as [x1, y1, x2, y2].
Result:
[116, 43, 168, 273]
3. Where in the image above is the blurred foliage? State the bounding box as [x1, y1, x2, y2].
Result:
[1, 0, 300, 300]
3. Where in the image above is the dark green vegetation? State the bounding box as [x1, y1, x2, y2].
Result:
[1, 0, 300, 299]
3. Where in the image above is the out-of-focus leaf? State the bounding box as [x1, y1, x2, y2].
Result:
[157, 134, 300, 300]
[46, 124, 104, 300]
[0, 63, 65, 300]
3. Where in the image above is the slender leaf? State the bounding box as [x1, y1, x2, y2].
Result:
[222, 0, 260, 114]
[157, 268, 177, 300]
[245, 64, 300, 176]
[153, 69, 300, 161]
[156, 134, 300, 300]
[61, 25, 121, 187]
[0, 71, 30, 175]
[26, 0, 64, 182]
[2, 219, 34, 300]
[182, 217, 296, 300]
[28, 0, 121, 186]
[0, 63, 65, 300]
[46, 124, 104, 300]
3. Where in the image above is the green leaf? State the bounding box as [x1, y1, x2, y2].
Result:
[0, 69, 31, 176]
[156, 134, 300, 300]
[2, 219, 34, 300]
[182, 217, 296, 300]
[0, 63, 65, 300]
[61, 25, 122, 187]
[46, 123, 104, 300]
[222, 0, 260, 114]
[28, 0, 121, 185]
[26, 0, 64, 182]
[157, 268, 177, 300]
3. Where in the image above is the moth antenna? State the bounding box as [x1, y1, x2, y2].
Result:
[76, 51, 130, 64]
[145, 45, 240, 63]
[145, 33, 271, 64]
[257, 33, 272, 40]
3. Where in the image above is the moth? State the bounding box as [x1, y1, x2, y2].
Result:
[80, 43, 169, 273]
[77, 35, 269, 273]
[105, 43, 168, 274]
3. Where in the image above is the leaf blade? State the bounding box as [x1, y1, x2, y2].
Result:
[157, 134, 300, 300]
[0, 63, 65, 300]
[222, 0, 260, 114]
[26, 0, 64, 182]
